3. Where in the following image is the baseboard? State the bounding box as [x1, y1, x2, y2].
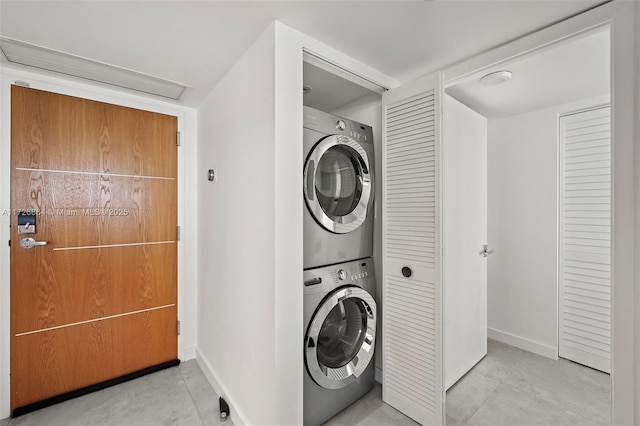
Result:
[375, 366, 383, 384]
[195, 348, 249, 426]
[182, 345, 197, 361]
[488, 327, 557, 359]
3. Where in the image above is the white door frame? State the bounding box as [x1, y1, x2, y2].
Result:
[0, 65, 198, 419]
[441, 2, 636, 424]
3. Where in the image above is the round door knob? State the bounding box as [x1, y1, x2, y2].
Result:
[401, 266, 412, 278]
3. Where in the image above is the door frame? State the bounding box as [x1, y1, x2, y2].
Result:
[0, 66, 197, 419]
[441, 2, 636, 424]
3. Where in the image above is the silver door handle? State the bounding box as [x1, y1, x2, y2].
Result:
[20, 237, 48, 249]
[480, 244, 494, 257]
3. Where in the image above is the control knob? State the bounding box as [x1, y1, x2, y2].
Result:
[337, 269, 347, 280]
[335, 120, 346, 131]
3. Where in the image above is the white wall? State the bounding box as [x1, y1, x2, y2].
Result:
[0, 66, 198, 420]
[196, 23, 279, 426]
[195, 21, 396, 425]
[487, 95, 609, 359]
[330, 93, 383, 378]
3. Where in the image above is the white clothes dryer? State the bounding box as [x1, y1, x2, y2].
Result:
[303, 106, 375, 270]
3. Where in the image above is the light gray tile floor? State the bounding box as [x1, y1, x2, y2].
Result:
[447, 339, 610, 426]
[324, 339, 611, 426]
[2, 360, 230, 426]
[2, 341, 610, 426]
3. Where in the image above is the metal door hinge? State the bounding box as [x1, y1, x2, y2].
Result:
[177, 320, 181, 336]
[177, 131, 181, 146]
[176, 225, 181, 241]
[14, 81, 30, 87]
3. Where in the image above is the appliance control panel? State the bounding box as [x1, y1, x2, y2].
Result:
[304, 106, 373, 144]
[304, 257, 373, 288]
[334, 259, 371, 283]
[337, 119, 369, 142]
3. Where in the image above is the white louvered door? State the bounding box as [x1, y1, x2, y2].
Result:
[382, 72, 443, 425]
[559, 106, 611, 373]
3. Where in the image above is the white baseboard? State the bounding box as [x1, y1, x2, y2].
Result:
[181, 345, 196, 361]
[488, 327, 557, 360]
[195, 348, 250, 426]
[375, 366, 382, 384]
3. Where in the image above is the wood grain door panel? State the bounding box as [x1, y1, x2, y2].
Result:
[11, 88, 177, 178]
[11, 306, 177, 408]
[11, 86, 178, 413]
[11, 243, 177, 334]
[11, 171, 177, 247]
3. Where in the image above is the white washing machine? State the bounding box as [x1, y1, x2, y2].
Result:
[303, 106, 375, 270]
[303, 257, 377, 425]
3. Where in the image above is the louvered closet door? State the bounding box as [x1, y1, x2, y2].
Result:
[382, 72, 443, 425]
[559, 106, 611, 373]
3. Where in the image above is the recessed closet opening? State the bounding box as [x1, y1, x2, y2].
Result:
[442, 26, 611, 424]
[301, 52, 385, 425]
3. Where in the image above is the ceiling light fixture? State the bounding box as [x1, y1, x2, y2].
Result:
[479, 70, 512, 87]
[0, 37, 189, 101]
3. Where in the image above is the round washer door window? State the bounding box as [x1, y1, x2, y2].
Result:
[305, 286, 376, 390]
[304, 135, 372, 234]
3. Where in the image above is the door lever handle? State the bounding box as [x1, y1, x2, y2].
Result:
[480, 244, 494, 258]
[20, 237, 48, 249]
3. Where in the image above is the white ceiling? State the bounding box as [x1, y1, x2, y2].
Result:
[0, 1, 605, 107]
[446, 28, 610, 119]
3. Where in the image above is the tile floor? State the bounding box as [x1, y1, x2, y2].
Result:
[1, 360, 229, 426]
[328, 339, 611, 426]
[446, 339, 610, 425]
[1, 339, 610, 426]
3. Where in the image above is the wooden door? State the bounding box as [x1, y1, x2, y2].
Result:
[559, 105, 611, 373]
[382, 72, 444, 425]
[10, 86, 178, 414]
[443, 94, 487, 390]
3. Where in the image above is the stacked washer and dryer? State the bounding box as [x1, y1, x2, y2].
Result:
[302, 106, 378, 425]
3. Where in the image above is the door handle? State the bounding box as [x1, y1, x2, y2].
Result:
[480, 244, 494, 258]
[20, 237, 48, 249]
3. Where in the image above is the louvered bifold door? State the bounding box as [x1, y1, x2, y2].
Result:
[559, 106, 611, 374]
[382, 72, 443, 425]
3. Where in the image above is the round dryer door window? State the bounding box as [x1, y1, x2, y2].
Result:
[305, 286, 376, 390]
[304, 135, 372, 234]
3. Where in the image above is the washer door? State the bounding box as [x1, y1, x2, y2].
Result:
[304, 135, 372, 234]
[305, 286, 376, 390]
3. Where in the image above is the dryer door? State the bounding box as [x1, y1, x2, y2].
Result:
[305, 286, 377, 390]
[304, 135, 372, 234]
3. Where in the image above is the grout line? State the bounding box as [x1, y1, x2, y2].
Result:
[180, 362, 220, 425]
